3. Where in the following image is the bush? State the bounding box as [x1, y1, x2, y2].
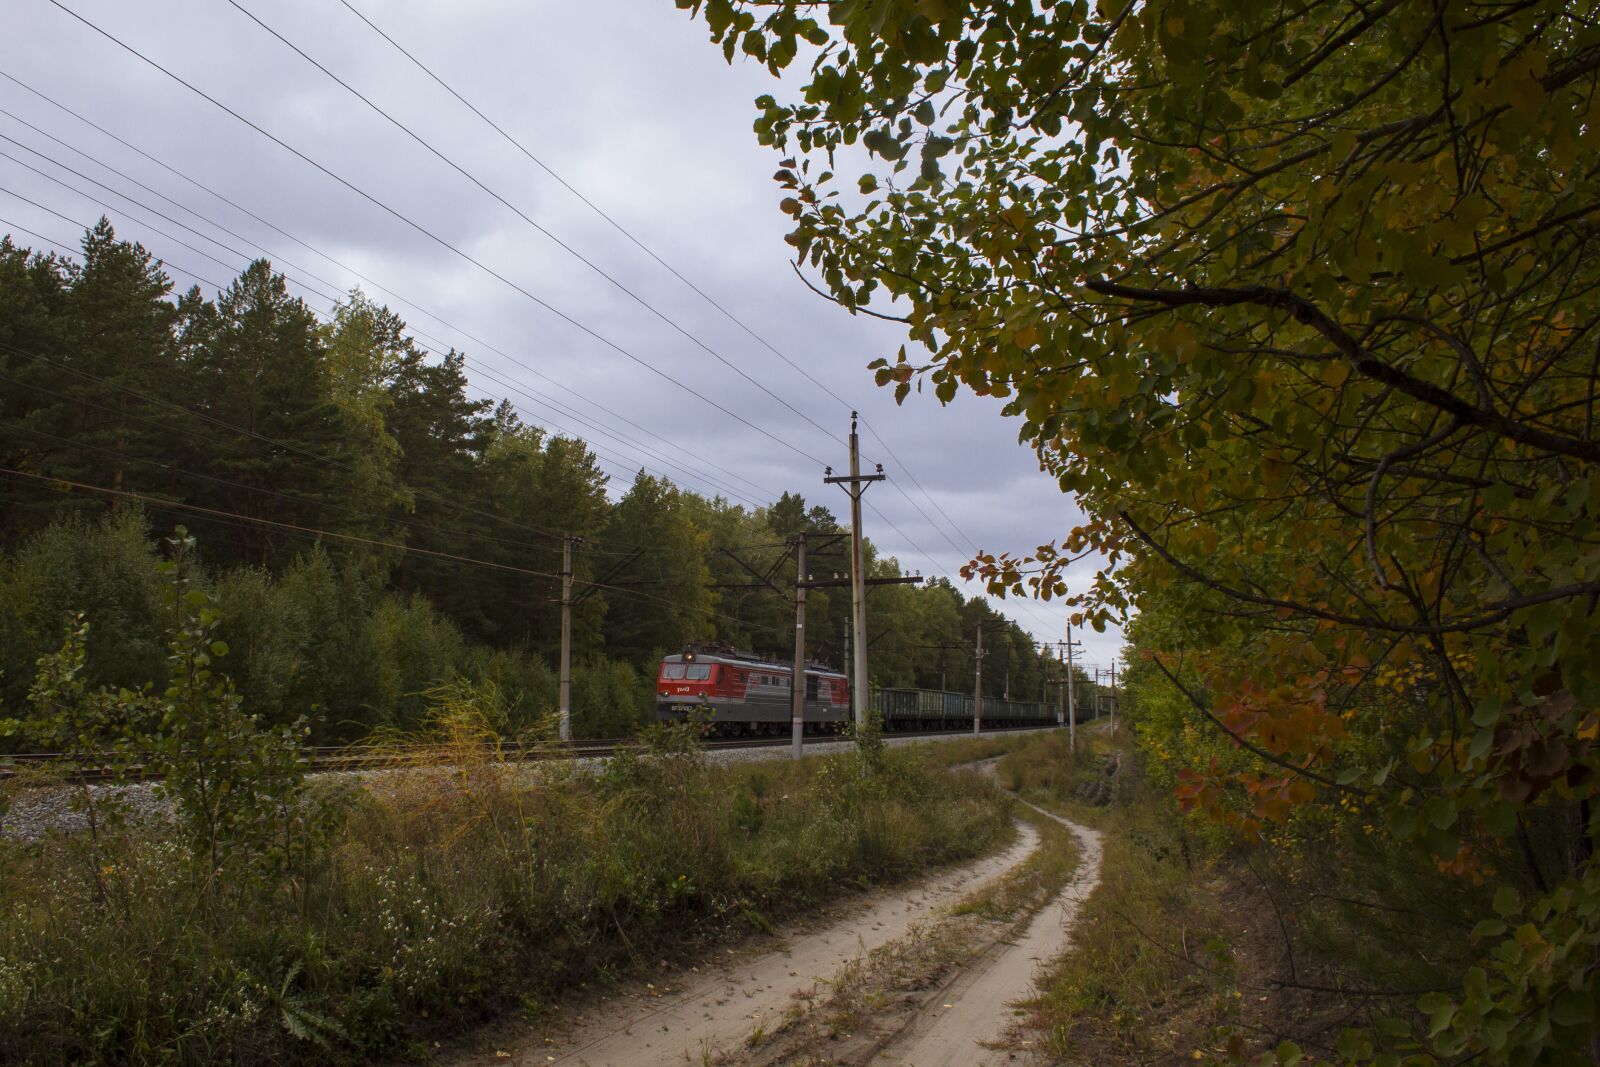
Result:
[571, 655, 651, 738]
[0, 683, 1010, 1065]
[367, 593, 467, 730]
[0, 510, 165, 731]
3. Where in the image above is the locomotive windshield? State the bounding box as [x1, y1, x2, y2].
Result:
[685, 663, 711, 680]
[661, 663, 686, 680]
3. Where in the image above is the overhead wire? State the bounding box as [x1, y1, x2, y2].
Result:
[0, 210, 224, 292]
[22, 7, 1065, 640]
[0, 69, 776, 504]
[223, 0, 846, 460]
[0, 466, 759, 629]
[0, 337, 767, 579]
[0, 121, 768, 507]
[327, 0, 1061, 636]
[0, 189, 998, 643]
[42, 0, 834, 470]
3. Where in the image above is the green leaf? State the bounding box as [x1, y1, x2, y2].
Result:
[1493, 887, 1522, 917]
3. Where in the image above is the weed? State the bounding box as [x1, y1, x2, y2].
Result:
[0, 693, 1014, 1065]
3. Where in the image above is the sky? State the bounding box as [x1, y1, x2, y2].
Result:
[0, 0, 1126, 674]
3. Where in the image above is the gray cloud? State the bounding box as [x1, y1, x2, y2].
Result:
[0, 0, 1126, 668]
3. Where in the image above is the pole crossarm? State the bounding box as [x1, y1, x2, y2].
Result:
[796, 575, 924, 589]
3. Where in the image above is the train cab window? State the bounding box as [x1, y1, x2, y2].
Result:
[662, 663, 686, 680]
[686, 663, 711, 681]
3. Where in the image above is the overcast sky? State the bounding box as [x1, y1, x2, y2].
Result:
[1, 0, 1126, 674]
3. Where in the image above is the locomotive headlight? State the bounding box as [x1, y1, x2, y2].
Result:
[683, 648, 697, 663]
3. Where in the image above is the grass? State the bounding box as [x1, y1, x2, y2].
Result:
[0, 718, 1020, 1066]
[740, 760, 1086, 1067]
[982, 728, 1248, 1062]
[997, 727, 1467, 1066]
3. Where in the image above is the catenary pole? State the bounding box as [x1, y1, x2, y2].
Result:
[973, 624, 984, 736]
[790, 533, 807, 760]
[1066, 623, 1078, 751]
[559, 534, 574, 742]
[1057, 644, 1066, 727]
[1109, 662, 1117, 733]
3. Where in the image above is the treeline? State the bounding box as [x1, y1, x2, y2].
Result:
[0, 221, 1055, 742]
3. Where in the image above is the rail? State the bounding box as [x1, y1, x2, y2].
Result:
[0, 725, 1054, 784]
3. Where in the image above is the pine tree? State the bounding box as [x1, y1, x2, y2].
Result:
[177, 259, 342, 568]
[0, 235, 70, 542]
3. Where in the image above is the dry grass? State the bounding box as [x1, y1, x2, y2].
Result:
[999, 729, 1445, 1066]
[741, 800, 1083, 1067]
[0, 704, 1018, 1066]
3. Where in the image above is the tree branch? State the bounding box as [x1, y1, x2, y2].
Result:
[1084, 279, 1600, 465]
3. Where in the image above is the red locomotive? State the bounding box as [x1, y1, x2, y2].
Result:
[656, 642, 850, 733]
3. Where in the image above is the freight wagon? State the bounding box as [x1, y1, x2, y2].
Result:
[656, 643, 1081, 734]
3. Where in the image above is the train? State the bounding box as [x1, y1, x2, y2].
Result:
[656, 643, 1081, 734]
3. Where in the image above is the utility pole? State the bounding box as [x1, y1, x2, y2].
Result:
[1057, 644, 1066, 728]
[559, 535, 575, 743]
[1066, 623, 1081, 751]
[973, 624, 985, 736]
[824, 412, 884, 731]
[790, 533, 807, 760]
[1109, 662, 1117, 734]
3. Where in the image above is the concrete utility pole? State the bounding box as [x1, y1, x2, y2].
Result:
[790, 533, 807, 760]
[559, 535, 575, 742]
[973, 624, 985, 736]
[824, 412, 884, 731]
[1066, 623, 1080, 751]
[1057, 645, 1066, 727]
[1109, 662, 1117, 733]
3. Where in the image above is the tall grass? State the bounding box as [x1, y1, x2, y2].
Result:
[0, 691, 1010, 1066]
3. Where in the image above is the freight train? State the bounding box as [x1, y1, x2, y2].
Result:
[655, 643, 1078, 734]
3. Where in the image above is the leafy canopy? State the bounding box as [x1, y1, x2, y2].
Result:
[675, 0, 1600, 1061]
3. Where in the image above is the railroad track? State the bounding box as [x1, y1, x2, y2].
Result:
[0, 726, 1050, 784]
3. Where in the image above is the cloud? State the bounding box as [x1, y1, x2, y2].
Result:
[0, 0, 1126, 662]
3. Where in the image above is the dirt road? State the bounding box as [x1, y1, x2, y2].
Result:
[452, 822, 1040, 1067]
[870, 798, 1103, 1066]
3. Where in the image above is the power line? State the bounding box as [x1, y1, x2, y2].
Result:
[0, 135, 343, 304]
[0, 287, 766, 571]
[327, 1, 1028, 625]
[0, 141, 766, 507]
[0, 211, 225, 291]
[0, 327, 631, 557]
[0, 69, 776, 503]
[225, 0, 845, 459]
[43, 0, 831, 470]
[0, 465, 756, 628]
[334, 0, 858, 422]
[15, 13, 1064, 640]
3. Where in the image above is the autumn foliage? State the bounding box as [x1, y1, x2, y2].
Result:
[678, 0, 1600, 1060]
